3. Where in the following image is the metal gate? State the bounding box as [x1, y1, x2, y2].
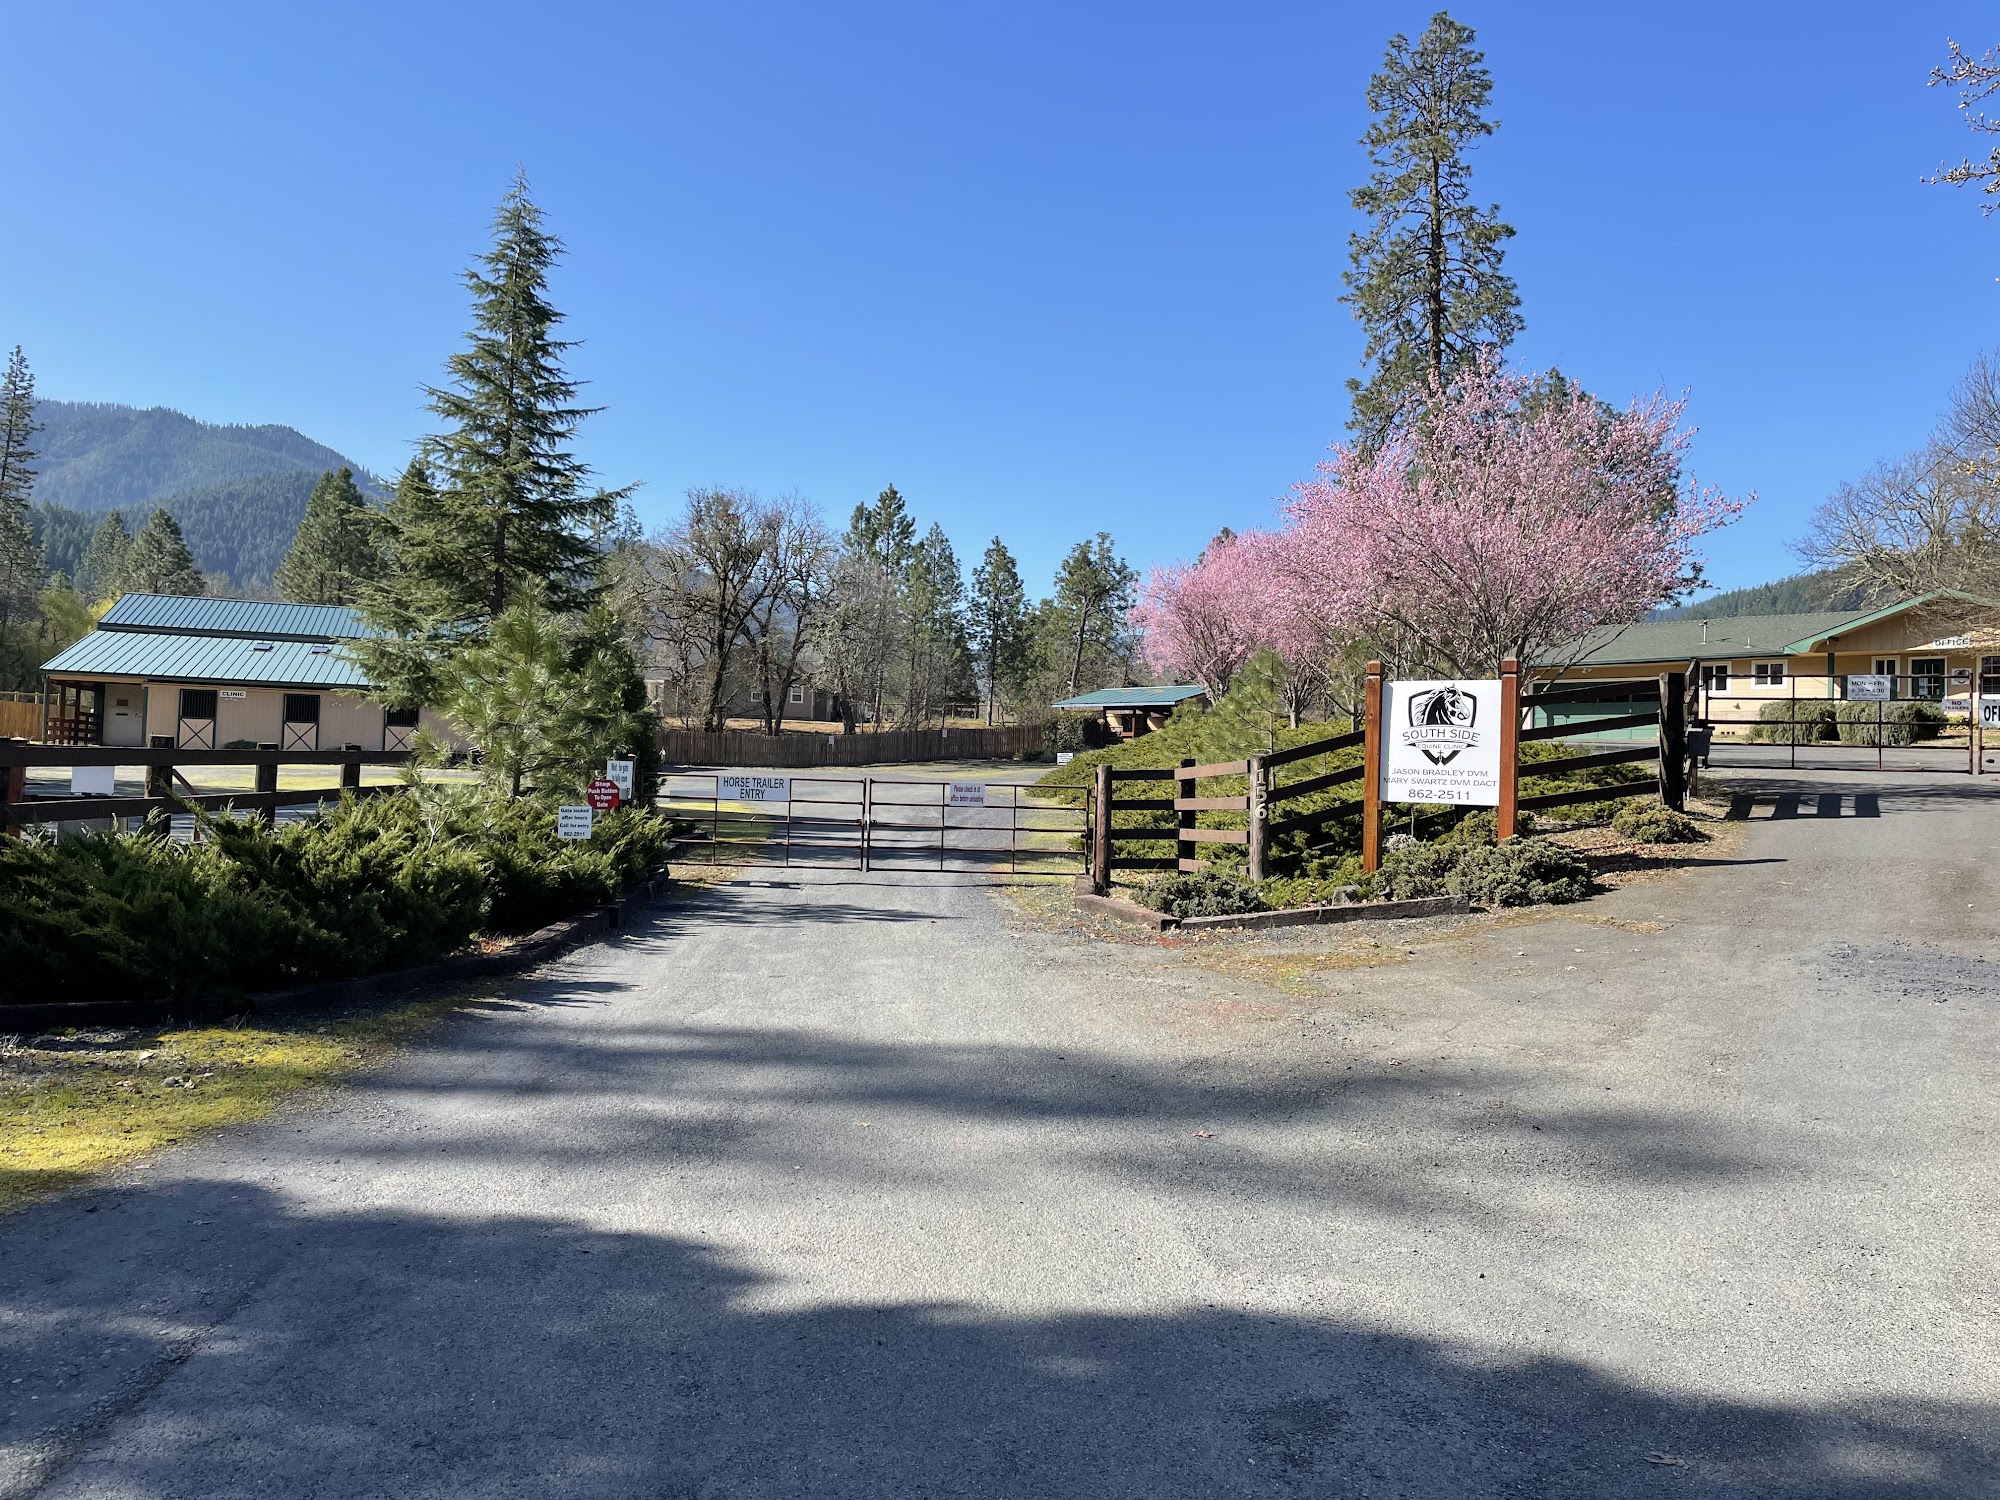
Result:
[1696, 672, 1995, 775]
[657, 773, 1088, 874]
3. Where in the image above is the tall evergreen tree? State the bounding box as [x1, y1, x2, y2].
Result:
[1343, 11, 1520, 446]
[274, 466, 384, 604]
[79, 512, 133, 602]
[899, 522, 970, 726]
[380, 171, 630, 624]
[122, 509, 205, 596]
[845, 484, 917, 569]
[0, 348, 42, 655]
[969, 537, 1028, 724]
[1049, 533, 1138, 695]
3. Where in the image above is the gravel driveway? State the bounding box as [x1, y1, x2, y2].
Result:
[3, 765, 1996, 1498]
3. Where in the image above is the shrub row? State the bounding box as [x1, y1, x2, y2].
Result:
[1748, 698, 1946, 745]
[0, 791, 675, 1006]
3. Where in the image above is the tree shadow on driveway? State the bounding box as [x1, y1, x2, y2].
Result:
[5, 1181, 1991, 1500]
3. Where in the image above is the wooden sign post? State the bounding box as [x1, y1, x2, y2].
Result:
[1361, 660, 1384, 873]
[1497, 658, 1520, 841]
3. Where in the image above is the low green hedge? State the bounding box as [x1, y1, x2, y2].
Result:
[1748, 699, 1838, 744]
[1610, 800, 1706, 844]
[1833, 699, 1947, 746]
[1375, 836, 1591, 907]
[0, 791, 675, 1006]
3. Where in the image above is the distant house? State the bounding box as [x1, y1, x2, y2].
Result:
[36, 593, 451, 752]
[1051, 684, 1209, 740]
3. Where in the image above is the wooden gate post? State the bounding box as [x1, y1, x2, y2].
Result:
[1497, 659, 1520, 841]
[0, 753, 24, 839]
[1091, 762, 1112, 894]
[1658, 669, 1688, 810]
[1247, 754, 1270, 882]
[1361, 661, 1384, 873]
[1176, 757, 1196, 874]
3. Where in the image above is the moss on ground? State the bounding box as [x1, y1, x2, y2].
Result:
[0, 997, 466, 1211]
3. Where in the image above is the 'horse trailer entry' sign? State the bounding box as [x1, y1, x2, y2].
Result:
[1381, 679, 1504, 806]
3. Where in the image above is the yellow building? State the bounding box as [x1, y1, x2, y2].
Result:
[1546, 591, 2000, 731]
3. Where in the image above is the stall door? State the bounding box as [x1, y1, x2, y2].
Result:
[384, 705, 420, 753]
[177, 688, 218, 749]
[282, 693, 321, 751]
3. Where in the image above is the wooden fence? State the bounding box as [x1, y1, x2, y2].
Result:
[0, 741, 412, 831]
[0, 695, 37, 741]
[657, 723, 1044, 768]
[1086, 659, 1694, 891]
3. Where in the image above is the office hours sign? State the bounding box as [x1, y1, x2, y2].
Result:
[1381, 679, 1504, 806]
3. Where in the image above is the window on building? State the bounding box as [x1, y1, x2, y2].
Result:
[282, 694, 321, 724]
[1700, 665, 1729, 692]
[789, 683, 805, 705]
[1753, 662, 1785, 687]
[384, 705, 420, 728]
[1981, 656, 2000, 696]
[178, 688, 218, 721]
[1909, 657, 1947, 700]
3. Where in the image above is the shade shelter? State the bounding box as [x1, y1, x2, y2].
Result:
[1050, 684, 1209, 740]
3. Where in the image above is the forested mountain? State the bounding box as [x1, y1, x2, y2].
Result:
[1654, 569, 1870, 620]
[30, 401, 378, 512]
[21, 401, 386, 592]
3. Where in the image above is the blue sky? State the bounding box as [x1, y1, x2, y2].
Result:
[4, 2, 1995, 597]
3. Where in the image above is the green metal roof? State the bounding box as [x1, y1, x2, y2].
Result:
[1051, 684, 1209, 710]
[97, 593, 372, 641]
[1568, 609, 1879, 666]
[42, 631, 371, 688]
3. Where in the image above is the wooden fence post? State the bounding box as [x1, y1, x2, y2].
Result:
[1091, 762, 1112, 894]
[1176, 757, 1196, 874]
[254, 752, 279, 826]
[0, 752, 24, 839]
[1361, 661, 1384, 873]
[1658, 669, 1688, 810]
[1247, 755, 1269, 882]
[1497, 659, 1520, 840]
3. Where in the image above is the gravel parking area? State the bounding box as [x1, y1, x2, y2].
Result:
[2, 764, 1995, 1497]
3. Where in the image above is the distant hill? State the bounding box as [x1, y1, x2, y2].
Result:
[1653, 570, 1871, 620]
[30, 401, 380, 512]
[23, 401, 386, 592]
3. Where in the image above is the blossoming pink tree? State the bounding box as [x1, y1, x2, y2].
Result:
[1280, 361, 1746, 677]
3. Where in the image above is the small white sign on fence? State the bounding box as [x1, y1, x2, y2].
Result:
[605, 758, 634, 798]
[556, 805, 594, 841]
[947, 780, 987, 808]
[71, 765, 116, 797]
[1846, 675, 1893, 702]
[1056, 752, 1075, 766]
[1380, 678, 1504, 806]
[718, 774, 790, 803]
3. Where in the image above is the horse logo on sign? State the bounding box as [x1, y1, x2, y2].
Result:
[1403, 684, 1481, 766]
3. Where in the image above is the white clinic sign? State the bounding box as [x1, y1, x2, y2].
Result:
[1380, 678, 1504, 806]
[556, 805, 594, 841]
[717, 774, 790, 803]
[1846, 674, 1893, 702]
[947, 780, 988, 808]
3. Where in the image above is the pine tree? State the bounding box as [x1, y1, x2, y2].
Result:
[845, 484, 916, 569]
[0, 348, 42, 653]
[969, 537, 1028, 723]
[383, 171, 631, 624]
[1343, 11, 1520, 446]
[79, 513, 133, 602]
[274, 467, 384, 604]
[123, 509, 205, 596]
[1048, 533, 1137, 695]
[899, 522, 969, 726]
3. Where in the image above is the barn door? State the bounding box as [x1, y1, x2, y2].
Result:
[282, 693, 321, 751]
[177, 688, 218, 750]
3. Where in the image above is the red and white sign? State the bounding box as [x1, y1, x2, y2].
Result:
[585, 778, 621, 811]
